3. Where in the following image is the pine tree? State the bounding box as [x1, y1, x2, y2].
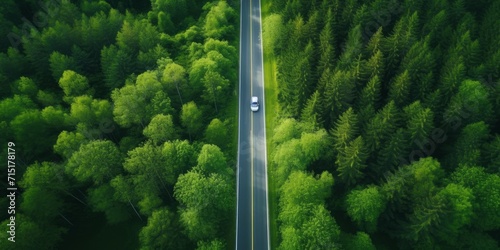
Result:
[438, 54, 465, 101]
[381, 12, 419, 79]
[317, 8, 336, 77]
[323, 70, 355, 128]
[364, 101, 400, 153]
[403, 101, 434, 143]
[338, 0, 360, 41]
[295, 41, 315, 117]
[304, 11, 320, 46]
[399, 37, 436, 100]
[337, 24, 363, 71]
[363, 50, 385, 82]
[449, 30, 481, 74]
[388, 70, 412, 107]
[421, 10, 450, 47]
[404, 195, 445, 245]
[101, 45, 136, 90]
[330, 107, 359, 154]
[375, 128, 408, 175]
[301, 91, 324, 129]
[356, 75, 382, 130]
[336, 136, 368, 186]
[365, 27, 383, 58]
[478, 1, 500, 81]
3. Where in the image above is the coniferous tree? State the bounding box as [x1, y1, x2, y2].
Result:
[478, 1, 500, 82]
[422, 9, 450, 47]
[438, 54, 466, 101]
[277, 39, 314, 117]
[317, 8, 336, 76]
[322, 70, 356, 129]
[362, 50, 385, 83]
[330, 107, 359, 154]
[337, 24, 363, 71]
[301, 91, 324, 129]
[356, 75, 382, 129]
[336, 136, 368, 185]
[403, 101, 434, 144]
[365, 27, 383, 58]
[375, 128, 408, 175]
[399, 38, 436, 100]
[364, 101, 400, 153]
[381, 12, 418, 79]
[388, 70, 411, 107]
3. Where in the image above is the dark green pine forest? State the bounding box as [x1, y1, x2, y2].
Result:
[0, 0, 499, 249]
[0, 0, 238, 249]
[263, 0, 500, 249]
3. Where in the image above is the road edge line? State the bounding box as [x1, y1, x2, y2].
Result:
[257, 0, 271, 249]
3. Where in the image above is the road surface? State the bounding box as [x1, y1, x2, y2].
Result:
[236, 0, 269, 249]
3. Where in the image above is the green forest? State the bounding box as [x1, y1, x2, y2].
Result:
[0, 0, 239, 249]
[1, 0, 500, 249]
[262, 0, 500, 249]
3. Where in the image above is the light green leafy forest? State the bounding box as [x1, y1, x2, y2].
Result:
[0, 0, 499, 249]
[0, 0, 238, 249]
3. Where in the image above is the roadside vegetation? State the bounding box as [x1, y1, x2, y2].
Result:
[260, 0, 280, 249]
[263, 0, 500, 249]
[0, 0, 239, 249]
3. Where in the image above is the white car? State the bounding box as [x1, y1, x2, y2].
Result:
[251, 96, 259, 112]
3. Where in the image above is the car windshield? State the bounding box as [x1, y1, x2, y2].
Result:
[251, 102, 258, 106]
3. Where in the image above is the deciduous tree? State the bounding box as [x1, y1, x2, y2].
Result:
[203, 0, 236, 40]
[123, 142, 170, 214]
[443, 80, 493, 129]
[49, 52, 78, 81]
[143, 114, 176, 145]
[204, 118, 228, 149]
[162, 61, 187, 106]
[139, 207, 191, 250]
[346, 186, 386, 232]
[194, 144, 232, 177]
[162, 139, 197, 184]
[66, 140, 122, 185]
[451, 165, 500, 231]
[87, 183, 131, 224]
[175, 171, 234, 241]
[181, 101, 203, 140]
[12, 77, 38, 97]
[54, 130, 87, 159]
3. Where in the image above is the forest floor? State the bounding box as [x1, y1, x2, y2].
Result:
[59, 207, 143, 250]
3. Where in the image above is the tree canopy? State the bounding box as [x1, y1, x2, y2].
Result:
[267, 0, 500, 248]
[0, 1, 238, 248]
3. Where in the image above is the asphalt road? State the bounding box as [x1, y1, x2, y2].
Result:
[236, 0, 269, 249]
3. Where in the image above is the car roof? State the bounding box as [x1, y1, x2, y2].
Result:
[251, 96, 258, 102]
